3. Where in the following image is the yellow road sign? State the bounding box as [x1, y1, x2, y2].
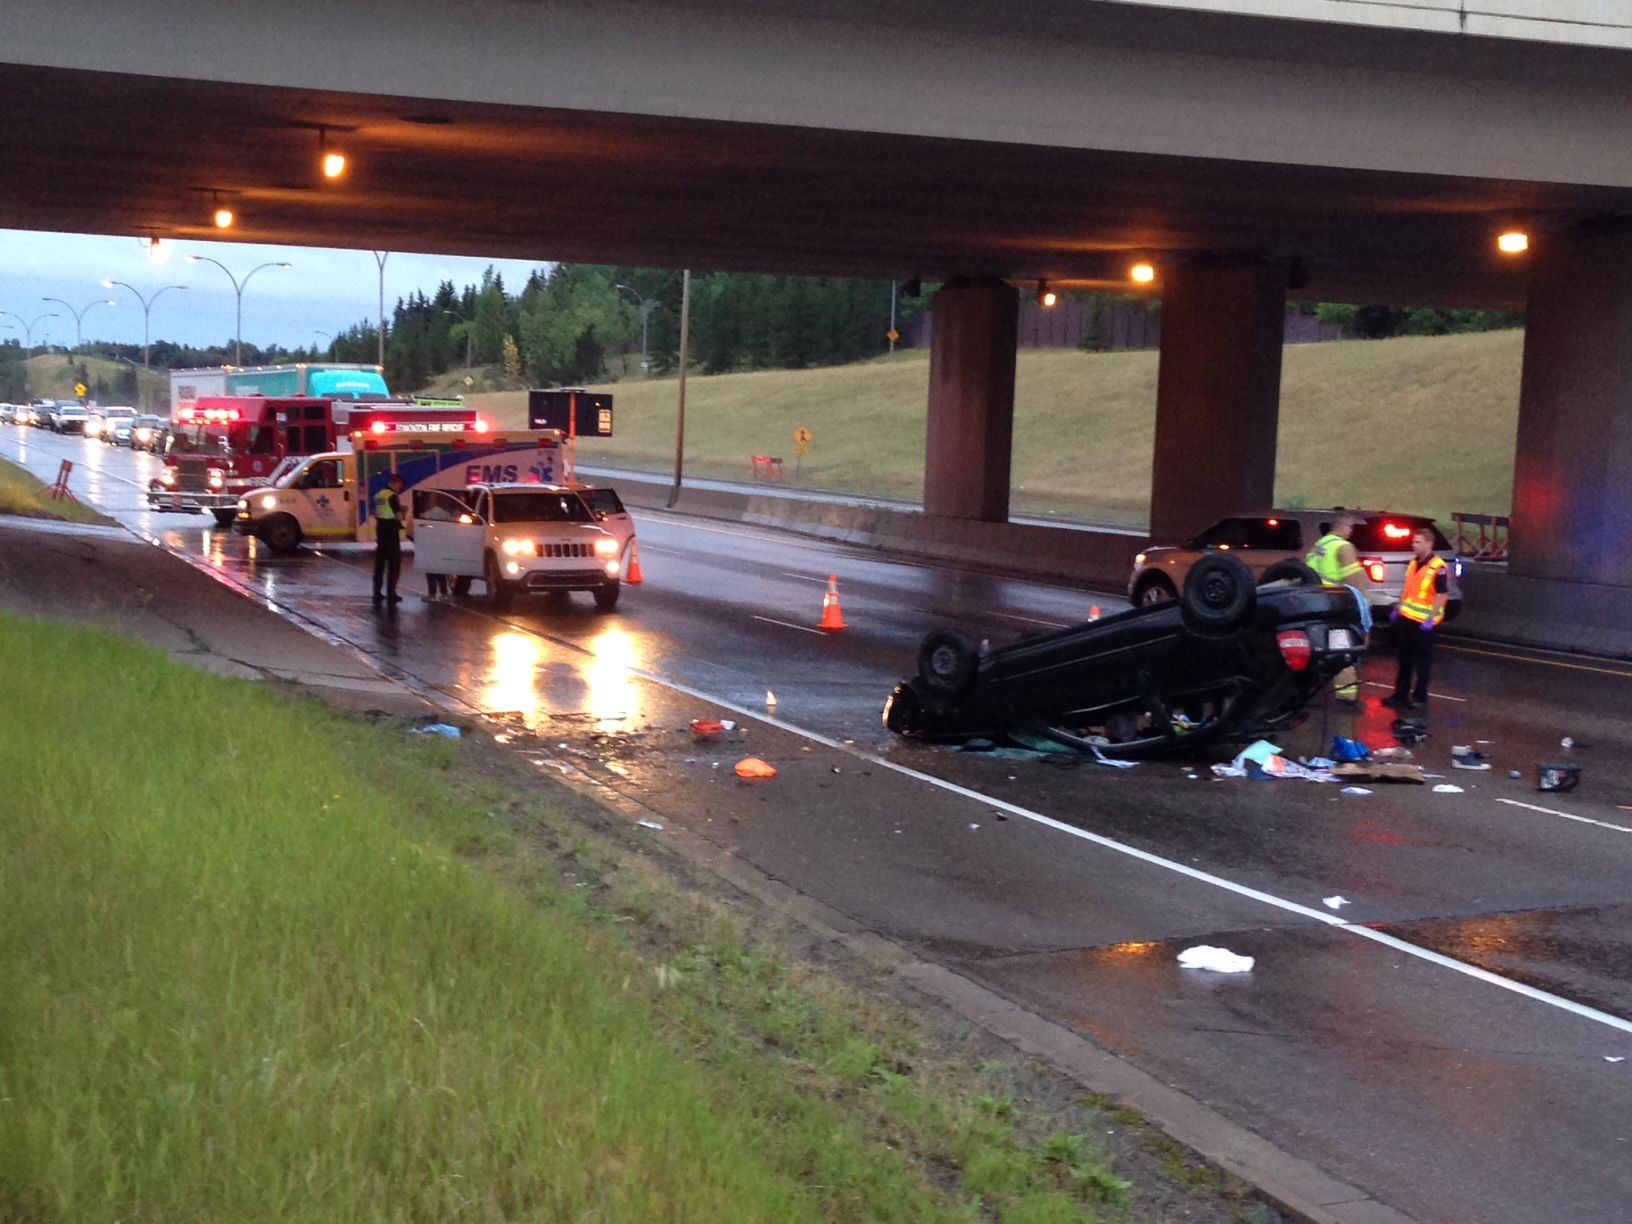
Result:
[793, 426, 813, 446]
[886, 328, 900, 344]
[74, 382, 88, 397]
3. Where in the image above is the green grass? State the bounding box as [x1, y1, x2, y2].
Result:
[24, 354, 168, 409]
[0, 616, 1154, 1223]
[456, 330, 1522, 528]
[0, 456, 113, 525]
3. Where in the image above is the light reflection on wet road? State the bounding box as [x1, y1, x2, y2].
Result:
[8, 425, 1632, 1224]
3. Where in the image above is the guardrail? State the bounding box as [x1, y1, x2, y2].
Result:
[1452, 512, 1509, 562]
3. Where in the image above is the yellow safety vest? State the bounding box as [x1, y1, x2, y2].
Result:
[1305, 533, 1361, 583]
[373, 486, 398, 522]
[1398, 555, 1448, 625]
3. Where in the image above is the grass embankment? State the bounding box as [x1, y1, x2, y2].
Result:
[0, 456, 113, 525]
[24, 354, 168, 407]
[459, 330, 1522, 528]
[0, 616, 1168, 1223]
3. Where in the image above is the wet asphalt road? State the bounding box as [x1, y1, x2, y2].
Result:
[8, 425, 1632, 1224]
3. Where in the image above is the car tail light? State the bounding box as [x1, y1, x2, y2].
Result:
[1276, 629, 1312, 672]
[1363, 557, 1386, 583]
[1382, 522, 1412, 542]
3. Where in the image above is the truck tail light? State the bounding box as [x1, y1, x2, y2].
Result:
[1363, 558, 1386, 584]
[1276, 629, 1312, 672]
[474, 417, 490, 433]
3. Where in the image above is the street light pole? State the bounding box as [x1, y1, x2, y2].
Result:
[102, 281, 188, 371]
[614, 282, 658, 376]
[185, 256, 292, 365]
[0, 310, 60, 354]
[42, 296, 116, 351]
[372, 251, 389, 366]
[314, 330, 334, 359]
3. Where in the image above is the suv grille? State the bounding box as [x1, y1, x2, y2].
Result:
[539, 541, 590, 558]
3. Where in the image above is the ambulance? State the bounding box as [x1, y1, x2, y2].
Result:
[235, 429, 566, 554]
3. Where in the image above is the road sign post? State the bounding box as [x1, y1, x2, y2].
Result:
[792, 426, 813, 479]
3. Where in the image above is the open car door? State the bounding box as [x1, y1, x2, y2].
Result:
[412, 489, 484, 578]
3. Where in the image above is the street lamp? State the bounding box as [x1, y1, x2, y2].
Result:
[372, 251, 389, 366]
[185, 255, 292, 365]
[442, 308, 474, 369]
[615, 282, 660, 375]
[0, 310, 60, 355]
[313, 329, 333, 358]
[103, 280, 187, 370]
[41, 296, 116, 351]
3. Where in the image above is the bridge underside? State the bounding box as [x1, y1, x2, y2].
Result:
[3, 62, 1628, 309]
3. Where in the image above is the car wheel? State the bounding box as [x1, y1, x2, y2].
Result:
[451, 575, 472, 598]
[484, 553, 513, 612]
[1134, 574, 1177, 606]
[210, 509, 237, 528]
[917, 628, 978, 696]
[260, 515, 302, 555]
[1258, 559, 1321, 587]
[1181, 554, 1255, 631]
[593, 582, 620, 612]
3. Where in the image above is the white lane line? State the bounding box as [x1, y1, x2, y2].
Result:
[1362, 681, 1468, 703]
[751, 614, 826, 636]
[1496, 798, 1632, 836]
[989, 610, 1072, 629]
[780, 571, 830, 583]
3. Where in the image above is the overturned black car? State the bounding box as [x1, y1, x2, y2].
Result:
[884, 555, 1367, 758]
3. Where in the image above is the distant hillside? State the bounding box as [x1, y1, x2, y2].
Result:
[433, 330, 1524, 530]
[24, 355, 168, 409]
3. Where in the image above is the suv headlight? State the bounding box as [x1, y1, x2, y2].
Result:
[501, 537, 534, 557]
[593, 536, 619, 558]
[207, 468, 226, 489]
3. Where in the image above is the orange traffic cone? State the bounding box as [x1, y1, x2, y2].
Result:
[818, 574, 847, 631]
[624, 540, 644, 585]
[1088, 604, 1102, 622]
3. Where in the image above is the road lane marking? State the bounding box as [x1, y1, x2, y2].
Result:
[1362, 681, 1467, 703]
[989, 610, 1071, 629]
[780, 571, 830, 583]
[1442, 642, 1632, 681]
[1496, 798, 1632, 836]
[752, 614, 825, 636]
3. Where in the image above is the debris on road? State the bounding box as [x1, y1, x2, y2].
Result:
[1330, 736, 1372, 763]
[1537, 762, 1581, 793]
[1332, 762, 1426, 785]
[1391, 717, 1430, 745]
[1432, 784, 1466, 794]
[1510, 769, 1524, 779]
[636, 818, 665, 831]
[1452, 745, 1493, 771]
[1607, 1056, 1626, 1063]
[1178, 945, 1255, 973]
[690, 718, 726, 741]
[1561, 736, 1576, 749]
[407, 722, 463, 738]
[765, 690, 778, 709]
[1340, 786, 1373, 796]
[734, 756, 778, 781]
[1323, 895, 1351, 909]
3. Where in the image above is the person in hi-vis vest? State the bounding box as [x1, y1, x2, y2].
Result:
[372, 473, 408, 606]
[1304, 511, 1370, 708]
[1383, 526, 1449, 711]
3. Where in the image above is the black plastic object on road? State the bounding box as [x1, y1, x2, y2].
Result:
[883, 555, 1367, 759]
[1537, 762, 1581, 793]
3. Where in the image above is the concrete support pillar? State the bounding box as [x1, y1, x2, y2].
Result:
[1149, 258, 1287, 541]
[1510, 228, 1632, 589]
[923, 278, 1018, 522]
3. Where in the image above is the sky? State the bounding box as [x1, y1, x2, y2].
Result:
[0, 229, 547, 352]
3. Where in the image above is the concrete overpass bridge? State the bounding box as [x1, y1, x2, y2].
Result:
[3, 0, 1630, 643]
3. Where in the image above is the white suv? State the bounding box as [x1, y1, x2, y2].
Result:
[412, 483, 622, 612]
[1130, 509, 1463, 617]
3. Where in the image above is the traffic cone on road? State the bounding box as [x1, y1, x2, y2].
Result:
[625, 540, 644, 585]
[818, 574, 847, 632]
[1089, 604, 1102, 622]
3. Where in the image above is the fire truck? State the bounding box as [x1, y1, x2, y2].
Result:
[148, 396, 488, 525]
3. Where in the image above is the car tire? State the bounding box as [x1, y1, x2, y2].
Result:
[211, 509, 237, 528]
[259, 515, 302, 555]
[1181, 554, 1255, 632]
[451, 575, 472, 598]
[593, 582, 620, 612]
[917, 628, 979, 696]
[1258, 559, 1321, 587]
[484, 553, 513, 612]
[1134, 574, 1178, 606]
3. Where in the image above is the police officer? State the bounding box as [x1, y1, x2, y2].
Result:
[1383, 525, 1449, 710]
[1305, 511, 1369, 707]
[372, 473, 408, 605]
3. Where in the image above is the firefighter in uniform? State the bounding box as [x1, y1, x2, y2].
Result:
[372, 473, 408, 605]
[1383, 525, 1450, 710]
[1305, 512, 1369, 707]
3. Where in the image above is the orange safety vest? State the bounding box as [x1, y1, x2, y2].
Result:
[1398, 555, 1448, 626]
